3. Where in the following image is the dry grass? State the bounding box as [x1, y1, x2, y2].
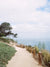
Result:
[41, 50, 50, 66]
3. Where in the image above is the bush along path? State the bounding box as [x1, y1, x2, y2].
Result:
[0, 42, 16, 67]
[25, 45, 50, 67]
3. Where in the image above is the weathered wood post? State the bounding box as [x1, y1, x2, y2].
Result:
[20, 44, 22, 48]
[48, 62, 50, 67]
[33, 48, 36, 57]
[21, 44, 23, 48]
[31, 47, 32, 53]
[38, 51, 42, 65]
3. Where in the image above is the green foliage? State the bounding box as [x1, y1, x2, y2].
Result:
[26, 45, 34, 53]
[0, 22, 12, 31]
[34, 45, 39, 53]
[42, 50, 50, 66]
[26, 42, 49, 67]
[9, 38, 15, 42]
[28, 45, 32, 47]
[0, 22, 17, 37]
[26, 45, 32, 53]
[0, 42, 16, 67]
[0, 37, 9, 43]
[0, 37, 16, 43]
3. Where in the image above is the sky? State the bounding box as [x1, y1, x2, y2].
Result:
[0, 0, 50, 39]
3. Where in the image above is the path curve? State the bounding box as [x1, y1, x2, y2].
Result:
[7, 45, 43, 67]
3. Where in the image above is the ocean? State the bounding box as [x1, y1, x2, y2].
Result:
[16, 38, 50, 52]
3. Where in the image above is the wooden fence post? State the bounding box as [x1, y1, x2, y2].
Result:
[33, 48, 36, 57]
[48, 62, 50, 67]
[38, 51, 42, 65]
[31, 47, 32, 53]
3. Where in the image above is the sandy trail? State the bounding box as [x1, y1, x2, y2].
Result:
[7, 45, 43, 67]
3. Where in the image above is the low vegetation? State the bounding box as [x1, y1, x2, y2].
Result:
[25, 42, 50, 67]
[42, 50, 50, 66]
[16, 41, 50, 67]
[0, 42, 16, 67]
[0, 37, 9, 43]
[25, 45, 32, 53]
[16, 44, 25, 48]
[0, 22, 17, 67]
[0, 37, 16, 43]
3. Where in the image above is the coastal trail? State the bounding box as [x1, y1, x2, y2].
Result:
[7, 45, 43, 67]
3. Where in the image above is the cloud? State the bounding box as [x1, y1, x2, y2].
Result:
[0, 0, 50, 39]
[37, 0, 50, 12]
[12, 22, 49, 38]
[0, 0, 46, 8]
[0, 0, 47, 23]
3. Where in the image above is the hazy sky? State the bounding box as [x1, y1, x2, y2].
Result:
[0, 0, 50, 39]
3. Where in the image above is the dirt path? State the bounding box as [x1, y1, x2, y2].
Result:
[7, 45, 43, 67]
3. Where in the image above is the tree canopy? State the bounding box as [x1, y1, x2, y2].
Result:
[0, 22, 17, 37]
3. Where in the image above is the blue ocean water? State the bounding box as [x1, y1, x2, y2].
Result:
[16, 38, 50, 52]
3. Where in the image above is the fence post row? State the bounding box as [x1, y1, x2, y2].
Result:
[38, 51, 42, 65]
[48, 62, 50, 67]
[31, 47, 32, 53]
[33, 48, 36, 57]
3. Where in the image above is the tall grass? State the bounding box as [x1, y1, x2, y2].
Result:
[25, 42, 50, 66]
[42, 50, 50, 66]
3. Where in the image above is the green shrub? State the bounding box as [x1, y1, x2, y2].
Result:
[26, 45, 32, 53]
[0, 42, 16, 67]
[0, 37, 9, 43]
[28, 45, 32, 47]
[26, 45, 34, 53]
[34, 46, 39, 53]
[0, 37, 16, 44]
[26, 47, 31, 53]
[42, 50, 50, 66]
